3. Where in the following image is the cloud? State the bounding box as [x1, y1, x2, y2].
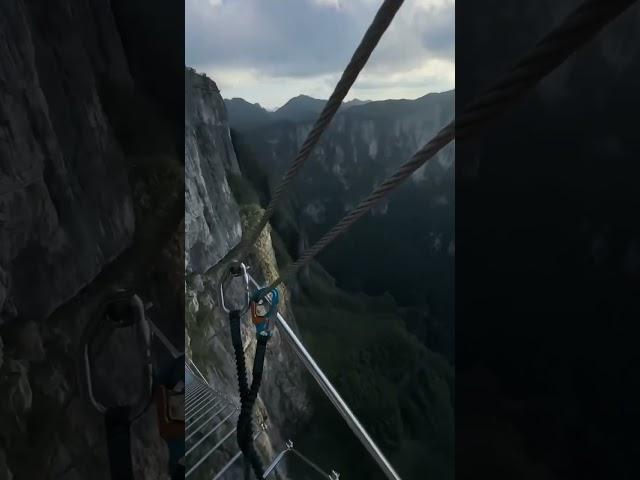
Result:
[186, 0, 454, 109]
[312, 0, 342, 8]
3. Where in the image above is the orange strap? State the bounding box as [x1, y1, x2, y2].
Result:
[251, 302, 268, 326]
[154, 385, 184, 440]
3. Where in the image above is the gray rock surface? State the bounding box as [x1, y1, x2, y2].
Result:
[0, 448, 11, 480]
[0, 2, 177, 479]
[0, 1, 136, 325]
[185, 69, 311, 479]
[185, 68, 242, 274]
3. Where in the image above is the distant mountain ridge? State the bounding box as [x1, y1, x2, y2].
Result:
[274, 94, 326, 122]
[227, 89, 455, 361]
[224, 92, 456, 130]
[223, 97, 272, 130]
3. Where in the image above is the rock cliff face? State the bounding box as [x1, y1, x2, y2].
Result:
[228, 91, 455, 358]
[262, 92, 454, 221]
[185, 69, 242, 274]
[185, 68, 310, 479]
[0, 0, 135, 326]
[0, 2, 183, 479]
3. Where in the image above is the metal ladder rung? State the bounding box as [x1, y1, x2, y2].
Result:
[186, 387, 210, 406]
[185, 408, 238, 457]
[185, 390, 215, 416]
[187, 396, 220, 422]
[186, 403, 230, 442]
[187, 400, 225, 430]
[185, 425, 236, 478]
[185, 385, 206, 401]
[211, 430, 264, 480]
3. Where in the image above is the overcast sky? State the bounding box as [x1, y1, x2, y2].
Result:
[186, 0, 454, 110]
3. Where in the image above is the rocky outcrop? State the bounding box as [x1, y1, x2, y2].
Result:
[185, 68, 242, 274]
[185, 69, 311, 479]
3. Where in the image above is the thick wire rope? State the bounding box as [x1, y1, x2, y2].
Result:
[233, 0, 405, 262]
[218, 3, 638, 479]
[261, 0, 638, 294]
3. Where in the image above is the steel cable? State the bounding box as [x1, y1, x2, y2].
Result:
[234, 0, 405, 262]
[262, 0, 638, 293]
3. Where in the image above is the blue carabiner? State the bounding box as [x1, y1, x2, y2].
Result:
[252, 288, 279, 317]
[251, 287, 279, 335]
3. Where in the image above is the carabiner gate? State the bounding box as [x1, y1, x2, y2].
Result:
[218, 261, 250, 313]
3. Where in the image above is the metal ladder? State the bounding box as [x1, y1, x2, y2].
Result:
[184, 362, 339, 479]
[184, 370, 241, 479]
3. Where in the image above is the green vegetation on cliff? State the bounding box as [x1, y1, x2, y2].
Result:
[278, 247, 453, 479]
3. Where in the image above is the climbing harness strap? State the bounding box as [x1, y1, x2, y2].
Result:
[104, 406, 135, 479]
[229, 310, 249, 399]
[150, 323, 186, 479]
[230, 312, 268, 480]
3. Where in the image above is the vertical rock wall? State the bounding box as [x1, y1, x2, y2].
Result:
[185, 68, 242, 274]
[0, 2, 183, 479]
[0, 1, 136, 325]
[185, 68, 311, 479]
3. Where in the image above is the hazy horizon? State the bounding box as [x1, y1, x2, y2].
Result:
[186, 0, 454, 110]
[219, 88, 456, 112]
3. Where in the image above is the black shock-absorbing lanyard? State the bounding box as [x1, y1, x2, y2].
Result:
[220, 263, 278, 479]
[229, 308, 269, 479]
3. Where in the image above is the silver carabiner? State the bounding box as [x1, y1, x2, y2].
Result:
[81, 290, 153, 415]
[218, 261, 250, 313]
